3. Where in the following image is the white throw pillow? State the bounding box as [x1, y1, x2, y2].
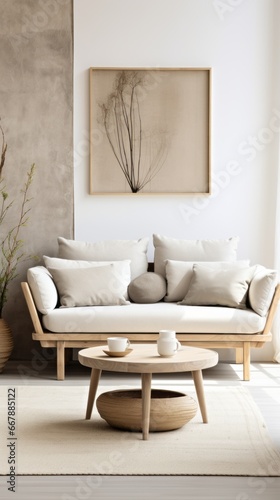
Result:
[248, 265, 278, 316]
[179, 264, 255, 308]
[27, 266, 58, 314]
[165, 260, 250, 302]
[153, 234, 239, 277]
[48, 264, 131, 307]
[57, 237, 149, 280]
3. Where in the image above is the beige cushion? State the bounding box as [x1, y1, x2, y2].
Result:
[180, 264, 255, 308]
[42, 302, 266, 334]
[128, 272, 167, 303]
[165, 260, 250, 302]
[57, 237, 148, 280]
[27, 266, 58, 314]
[44, 256, 129, 271]
[44, 257, 131, 300]
[153, 234, 239, 277]
[249, 265, 278, 316]
[48, 264, 131, 307]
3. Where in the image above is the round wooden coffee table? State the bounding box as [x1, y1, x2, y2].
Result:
[78, 344, 218, 440]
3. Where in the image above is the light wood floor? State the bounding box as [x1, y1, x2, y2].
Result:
[0, 359, 280, 500]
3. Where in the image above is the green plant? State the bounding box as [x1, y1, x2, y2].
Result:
[0, 121, 35, 317]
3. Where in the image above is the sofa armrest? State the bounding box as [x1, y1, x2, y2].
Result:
[21, 282, 44, 335]
[248, 265, 278, 316]
[27, 266, 58, 313]
[263, 283, 280, 334]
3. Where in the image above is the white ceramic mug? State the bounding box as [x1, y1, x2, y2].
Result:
[107, 337, 130, 352]
[157, 330, 181, 357]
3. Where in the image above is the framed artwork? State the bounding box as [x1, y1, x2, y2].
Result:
[89, 67, 211, 195]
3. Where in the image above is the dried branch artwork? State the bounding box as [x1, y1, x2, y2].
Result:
[90, 68, 211, 195]
[99, 71, 168, 193]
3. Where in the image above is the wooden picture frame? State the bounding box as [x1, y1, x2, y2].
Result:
[89, 67, 211, 195]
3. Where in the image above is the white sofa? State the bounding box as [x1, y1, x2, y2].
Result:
[21, 235, 280, 381]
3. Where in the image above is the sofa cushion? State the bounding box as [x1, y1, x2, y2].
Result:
[44, 256, 130, 272]
[57, 237, 148, 280]
[249, 265, 278, 316]
[42, 302, 266, 334]
[128, 272, 166, 303]
[179, 264, 255, 308]
[153, 234, 239, 277]
[48, 263, 131, 307]
[27, 266, 58, 314]
[165, 260, 250, 302]
[44, 257, 131, 300]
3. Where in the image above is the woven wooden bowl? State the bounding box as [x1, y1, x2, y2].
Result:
[96, 389, 197, 432]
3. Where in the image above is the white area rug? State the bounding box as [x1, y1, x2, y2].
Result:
[0, 385, 280, 476]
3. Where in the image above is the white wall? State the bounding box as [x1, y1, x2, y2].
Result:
[74, 0, 280, 361]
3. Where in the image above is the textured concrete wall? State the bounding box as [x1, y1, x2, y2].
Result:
[0, 0, 73, 359]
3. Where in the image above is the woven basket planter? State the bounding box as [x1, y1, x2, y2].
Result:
[96, 388, 197, 432]
[0, 319, 14, 373]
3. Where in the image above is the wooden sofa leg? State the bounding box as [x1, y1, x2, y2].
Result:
[235, 348, 243, 364]
[243, 342, 250, 381]
[57, 341, 65, 381]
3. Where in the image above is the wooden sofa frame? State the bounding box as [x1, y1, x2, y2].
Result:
[21, 281, 280, 382]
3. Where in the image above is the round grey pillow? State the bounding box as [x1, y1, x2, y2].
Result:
[128, 272, 167, 303]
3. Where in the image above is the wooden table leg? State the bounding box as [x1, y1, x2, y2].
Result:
[192, 370, 208, 423]
[141, 373, 152, 440]
[86, 368, 102, 419]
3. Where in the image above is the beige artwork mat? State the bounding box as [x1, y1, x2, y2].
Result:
[89, 67, 211, 195]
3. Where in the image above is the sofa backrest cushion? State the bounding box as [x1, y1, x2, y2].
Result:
[153, 234, 239, 277]
[248, 265, 278, 316]
[165, 260, 250, 302]
[27, 266, 58, 314]
[57, 237, 149, 280]
[128, 272, 167, 303]
[48, 262, 131, 307]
